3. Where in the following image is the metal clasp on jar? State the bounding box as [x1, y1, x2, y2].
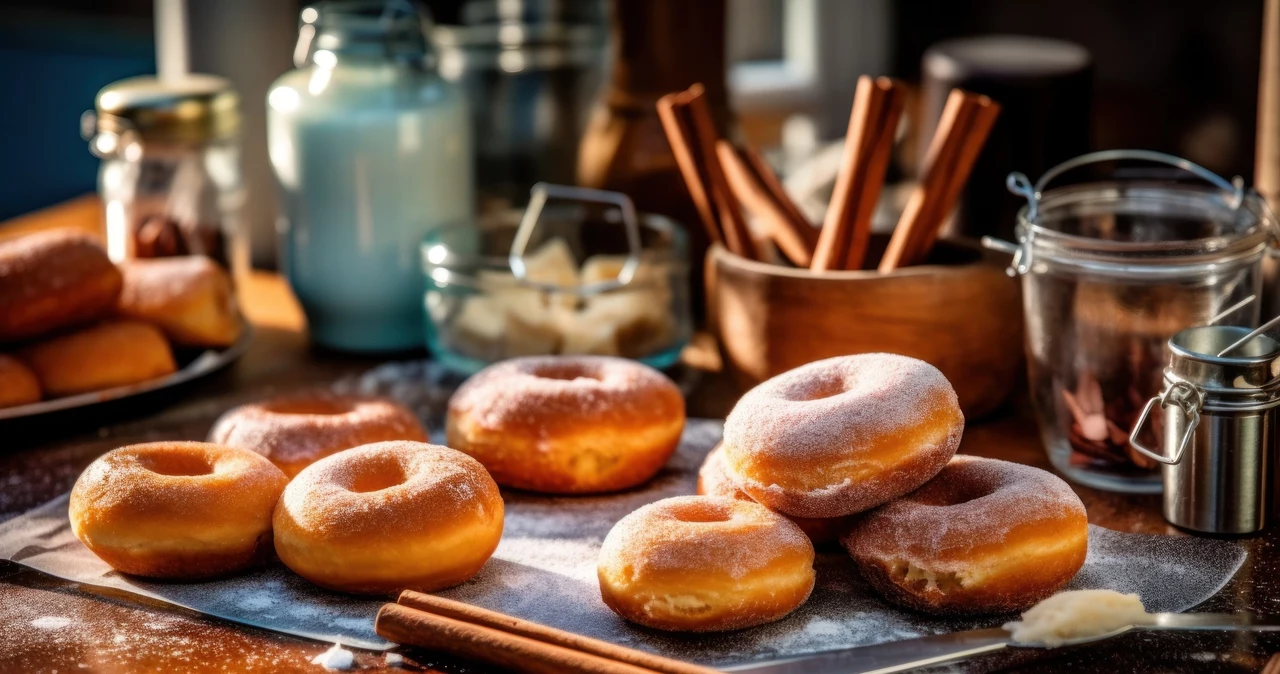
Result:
[1128, 380, 1205, 466]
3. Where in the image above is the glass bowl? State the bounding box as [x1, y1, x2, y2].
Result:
[421, 204, 692, 374]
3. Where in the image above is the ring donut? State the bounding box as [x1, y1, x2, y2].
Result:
[597, 495, 815, 632]
[722, 354, 963, 518]
[209, 393, 428, 477]
[69, 442, 288, 579]
[273, 441, 504, 594]
[446, 355, 685, 494]
[696, 443, 854, 545]
[843, 455, 1088, 615]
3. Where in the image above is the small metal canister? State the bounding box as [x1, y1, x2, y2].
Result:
[1130, 325, 1280, 534]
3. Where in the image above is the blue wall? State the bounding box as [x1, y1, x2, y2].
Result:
[0, 35, 153, 220]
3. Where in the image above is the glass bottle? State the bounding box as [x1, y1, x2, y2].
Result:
[268, 0, 472, 352]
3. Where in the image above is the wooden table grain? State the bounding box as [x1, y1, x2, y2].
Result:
[2, 197, 1278, 673]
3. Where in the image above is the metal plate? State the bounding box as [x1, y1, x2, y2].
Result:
[0, 325, 253, 422]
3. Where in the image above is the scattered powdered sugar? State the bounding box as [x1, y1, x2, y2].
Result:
[30, 616, 71, 629]
[310, 643, 354, 670]
[0, 419, 1249, 666]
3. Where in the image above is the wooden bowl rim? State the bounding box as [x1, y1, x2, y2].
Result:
[708, 242, 1000, 281]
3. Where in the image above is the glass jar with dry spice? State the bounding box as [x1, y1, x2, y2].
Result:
[994, 150, 1275, 493]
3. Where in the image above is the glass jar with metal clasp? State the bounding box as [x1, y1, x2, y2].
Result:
[84, 74, 248, 281]
[983, 150, 1279, 493]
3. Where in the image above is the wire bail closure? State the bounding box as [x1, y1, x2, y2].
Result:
[982, 149, 1276, 276]
[1128, 379, 1205, 466]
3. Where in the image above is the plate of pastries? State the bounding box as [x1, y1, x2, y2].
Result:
[66, 350, 1088, 638]
[0, 228, 249, 420]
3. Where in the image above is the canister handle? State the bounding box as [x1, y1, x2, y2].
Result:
[510, 183, 644, 293]
[1009, 149, 1243, 224]
[1128, 380, 1204, 466]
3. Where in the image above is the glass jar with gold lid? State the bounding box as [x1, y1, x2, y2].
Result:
[84, 73, 247, 281]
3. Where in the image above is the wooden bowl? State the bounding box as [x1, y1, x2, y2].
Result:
[706, 235, 1023, 418]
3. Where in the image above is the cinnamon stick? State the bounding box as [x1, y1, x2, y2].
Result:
[396, 591, 719, 674]
[812, 76, 902, 271]
[902, 96, 1000, 265]
[376, 603, 661, 674]
[878, 89, 984, 272]
[657, 90, 722, 247]
[717, 140, 816, 266]
[845, 79, 906, 270]
[683, 84, 759, 260]
[740, 144, 816, 248]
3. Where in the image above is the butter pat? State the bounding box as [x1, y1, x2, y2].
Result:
[1004, 590, 1153, 647]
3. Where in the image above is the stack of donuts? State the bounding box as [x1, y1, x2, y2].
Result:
[598, 353, 1089, 631]
[0, 228, 244, 409]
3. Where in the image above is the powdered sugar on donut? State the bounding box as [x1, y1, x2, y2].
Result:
[209, 393, 427, 472]
[599, 496, 812, 582]
[723, 354, 958, 461]
[720, 354, 963, 518]
[845, 455, 1087, 572]
[277, 441, 501, 539]
[447, 355, 683, 436]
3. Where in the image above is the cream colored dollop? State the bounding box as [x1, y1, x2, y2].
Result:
[310, 643, 354, 670]
[1004, 590, 1153, 647]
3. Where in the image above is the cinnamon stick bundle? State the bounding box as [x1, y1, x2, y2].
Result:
[879, 90, 1000, 271]
[812, 76, 906, 271]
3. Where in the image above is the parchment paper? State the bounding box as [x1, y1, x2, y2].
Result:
[0, 419, 1248, 664]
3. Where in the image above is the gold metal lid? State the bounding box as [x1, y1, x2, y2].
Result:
[94, 74, 239, 143]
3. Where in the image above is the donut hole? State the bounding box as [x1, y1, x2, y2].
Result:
[529, 362, 603, 382]
[263, 397, 355, 416]
[779, 374, 847, 402]
[667, 500, 734, 523]
[345, 458, 409, 493]
[139, 452, 215, 477]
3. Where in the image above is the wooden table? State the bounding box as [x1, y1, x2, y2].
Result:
[2, 198, 1279, 673]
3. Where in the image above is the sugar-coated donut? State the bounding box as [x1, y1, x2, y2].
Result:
[20, 320, 176, 397]
[210, 393, 428, 478]
[446, 355, 685, 494]
[69, 442, 288, 579]
[697, 443, 854, 546]
[273, 441, 504, 595]
[117, 256, 243, 348]
[722, 354, 963, 519]
[0, 229, 123, 342]
[844, 455, 1088, 615]
[597, 495, 815, 632]
[0, 354, 40, 408]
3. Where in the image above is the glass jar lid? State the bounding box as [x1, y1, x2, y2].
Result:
[93, 74, 239, 143]
[990, 150, 1278, 278]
